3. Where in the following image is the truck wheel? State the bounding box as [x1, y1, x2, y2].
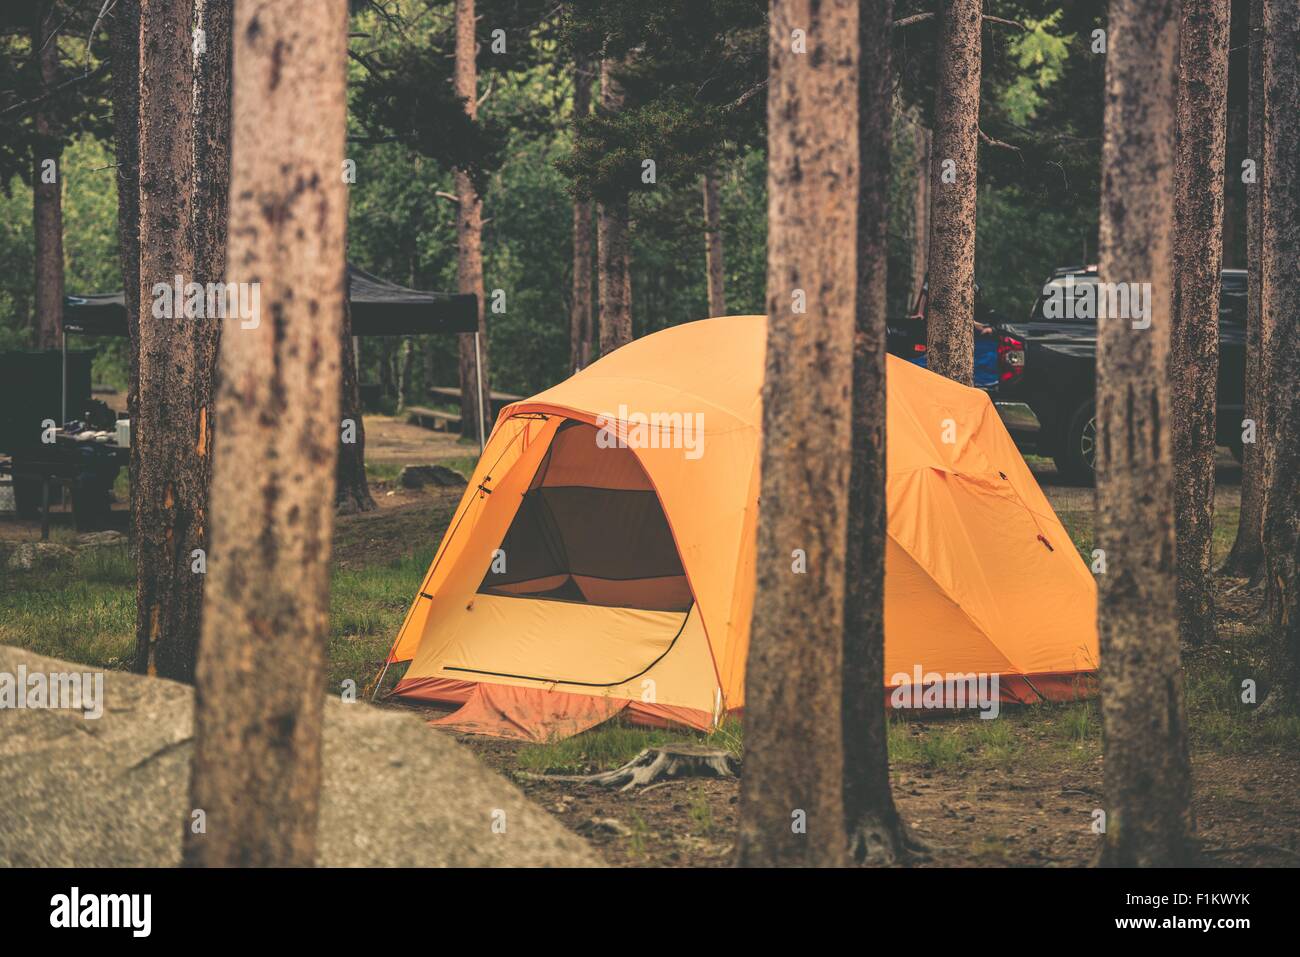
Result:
[1053, 400, 1097, 485]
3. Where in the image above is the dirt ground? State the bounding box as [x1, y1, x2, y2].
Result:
[444, 729, 1300, 868]
[358, 412, 469, 467]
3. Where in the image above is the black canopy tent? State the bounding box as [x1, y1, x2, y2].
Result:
[60, 263, 486, 447]
[63, 264, 478, 337]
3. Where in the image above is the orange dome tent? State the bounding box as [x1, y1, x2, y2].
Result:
[382, 316, 1098, 741]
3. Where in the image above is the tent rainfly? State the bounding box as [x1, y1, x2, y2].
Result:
[380, 315, 1099, 741]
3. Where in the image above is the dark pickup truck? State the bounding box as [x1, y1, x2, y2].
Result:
[993, 266, 1246, 482]
[888, 266, 1248, 484]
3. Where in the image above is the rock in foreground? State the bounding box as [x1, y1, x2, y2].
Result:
[0, 646, 600, 867]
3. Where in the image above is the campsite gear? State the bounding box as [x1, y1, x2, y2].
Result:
[383, 315, 1099, 741]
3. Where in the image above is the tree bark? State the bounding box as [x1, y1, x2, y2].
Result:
[1221, 0, 1271, 579]
[924, 0, 981, 385]
[378, 339, 396, 399]
[1257, 0, 1300, 715]
[190, 0, 231, 526]
[703, 166, 726, 316]
[844, 0, 906, 867]
[455, 0, 491, 444]
[397, 337, 414, 410]
[1095, 0, 1193, 867]
[110, 0, 141, 520]
[132, 0, 224, 683]
[191, 0, 231, 294]
[570, 57, 594, 373]
[737, 0, 857, 869]
[337, 259, 377, 514]
[910, 115, 931, 306]
[597, 57, 632, 355]
[184, 0, 350, 867]
[1172, 0, 1229, 648]
[32, 1, 64, 351]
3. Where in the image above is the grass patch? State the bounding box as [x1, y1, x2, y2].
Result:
[364, 462, 404, 483]
[1183, 627, 1300, 752]
[1057, 505, 1241, 567]
[327, 547, 433, 696]
[0, 545, 135, 668]
[439, 455, 480, 479]
[626, 810, 651, 858]
[688, 794, 715, 836]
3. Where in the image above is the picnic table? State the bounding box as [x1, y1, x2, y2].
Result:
[427, 386, 523, 414]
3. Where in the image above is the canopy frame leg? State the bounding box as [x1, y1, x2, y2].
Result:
[474, 331, 486, 454]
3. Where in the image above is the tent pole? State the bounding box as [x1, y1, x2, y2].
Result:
[474, 330, 486, 454]
[371, 657, 393, 702]
[60, 327, 67, 425]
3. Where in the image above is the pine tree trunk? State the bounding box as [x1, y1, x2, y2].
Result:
[184, 0, 350, 867]
[570, 58, 594, 373]
[337, 259, 377, 514]
[397, 337, 414, 410]
[1172, 0, 1229, 648]
[925, 0, 981, 385]
[110, 0, 141, 520]
[132, 0, 224, 683]
[597, 57, 632, 355]
[455, 0, 490, 444]
[1221, 59, 1245, 270]
[737, 0, 857, 869]
[1096, 0, 1193, 867]
[844, 0, 906, 867]
[1257, 0, 1300, 715]
[190, 0, 230, 534]
[32, 1, 64, 351]
[703, 167, 726, 316]
[378, 339, 396, 399]
[910, 116, 931, 306]
[1221, 0, 1271, 579]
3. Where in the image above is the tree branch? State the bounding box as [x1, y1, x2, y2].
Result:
[347, 49, 384, 77]
[979, 128, 1024, 159]
[893, 12, 1026, 30]
[476, 73, 496, 109]
[726, 78, 769, 113]
[0, 62, 108, 120]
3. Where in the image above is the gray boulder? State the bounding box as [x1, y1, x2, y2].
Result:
[76, 530, 129, 549]
[4, 541, 75, 572]
[0, 646, 600, 867]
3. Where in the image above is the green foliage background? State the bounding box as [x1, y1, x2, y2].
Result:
[1, 0, 1188, 402]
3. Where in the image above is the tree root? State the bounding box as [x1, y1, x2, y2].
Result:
[847, 812, 931, 866]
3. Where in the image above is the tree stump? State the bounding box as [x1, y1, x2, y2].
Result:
[526, 745, 739, 792]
